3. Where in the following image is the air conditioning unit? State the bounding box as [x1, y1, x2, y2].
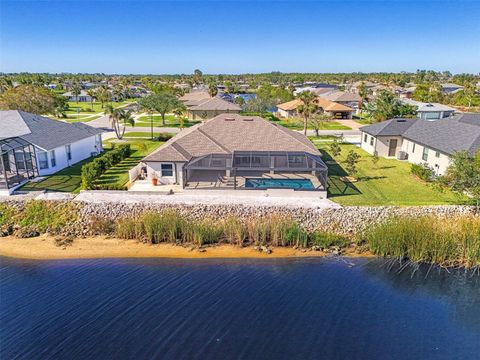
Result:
[397, 151, 408, 160]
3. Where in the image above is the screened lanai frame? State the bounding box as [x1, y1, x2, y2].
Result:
[184, 151, 328, 190]
[0, 137, 38, 190]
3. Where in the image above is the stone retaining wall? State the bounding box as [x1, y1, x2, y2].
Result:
[2, 199, 477, 236]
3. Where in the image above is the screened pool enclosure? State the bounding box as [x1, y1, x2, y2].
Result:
[182, 151, 328, 190]
[0, 138, 38, 192]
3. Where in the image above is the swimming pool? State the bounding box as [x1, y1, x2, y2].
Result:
[245, 178, 314, 190]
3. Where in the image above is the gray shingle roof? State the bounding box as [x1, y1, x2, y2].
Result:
[361, 113, 480, 156]
[360, 118, 416, 136]
[0, 110, 32, 140]
[403, 113, 480, 155]
[143, 113, 320, 162]
[0, 110, 103, 151]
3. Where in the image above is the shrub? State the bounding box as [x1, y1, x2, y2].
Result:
[18, 201, 78, 235]
[310, 231, 350, 249]
[0, 203, 15, 228]
[411, 163, 434, 181]
[81, 144, 131, 189]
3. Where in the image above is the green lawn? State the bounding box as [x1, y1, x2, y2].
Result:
[134, 115, 199, 128]
[19, 158, 93, 193]
[95, 139, 163, 189]
[271, 117, 351, 131]
[65, 100, 134, 114]
[19, 139, 163, 193]
[316, 141, 464, 206]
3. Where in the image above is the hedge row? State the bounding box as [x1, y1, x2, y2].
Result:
[81, 144, 131, 190]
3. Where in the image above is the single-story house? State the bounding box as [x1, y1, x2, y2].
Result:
[360, 113, 480, 175]
[441, 83, 464, 95]
[133, 113, 328, 195]
[0, 111, 103, 194]
[63, 90, 94, 103]
[185, 97, 242, 120]
[277, 98, 354, 119]
[277, 99, 303, 118]
[319, 91, 361, 110]
[179, 91, 211, 104]
[401, 99, 456, 120]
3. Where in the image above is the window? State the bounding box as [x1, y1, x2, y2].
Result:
[161, 164, 173, 177]
[38, 152, 49, 169]
[364, 134, 368, 143]
[435, 151, 440, 158]
[412, 143, 415, 153]
[370, 137, 374, 146]
[65, 145, 72, 161]
[422, 147, 429, 161]
[50, 150, 56, 167]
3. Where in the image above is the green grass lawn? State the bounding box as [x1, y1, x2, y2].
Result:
[19, 139, 163, 193]
[19, 158, 93, 193]
[95, 139, 163, 189]
[65, 100, 134, 114]
[316, 141, 464, 206]
[134, 115, 199, 128]
[271, 117, 351, 131]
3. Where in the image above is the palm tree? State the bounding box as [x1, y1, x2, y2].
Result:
[297, 91, 318, 135]
[105, 106, 134, 140]
[208, 83, 218, 97]
[86, 89, 96, 109]
[173, 106, 186, 129]
[71, 83, 81, 103]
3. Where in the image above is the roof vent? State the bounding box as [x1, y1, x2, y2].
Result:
[224, 117, 235, 121]
[242, 118, 254, 121]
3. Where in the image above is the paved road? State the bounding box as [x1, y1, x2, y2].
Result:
[87, 116, 361, 141]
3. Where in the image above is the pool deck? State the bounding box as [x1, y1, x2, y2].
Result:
[184, 171, 323, 191]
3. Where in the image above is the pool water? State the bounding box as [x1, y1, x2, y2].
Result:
[245, 178, 314, 190]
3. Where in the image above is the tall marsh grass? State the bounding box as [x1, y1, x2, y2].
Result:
[362, 216, 480, 268]
[114, 210, 346, 249]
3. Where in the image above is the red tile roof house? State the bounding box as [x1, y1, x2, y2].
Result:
[129, 114, 328, 196]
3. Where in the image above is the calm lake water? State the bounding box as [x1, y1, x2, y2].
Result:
[1, 256, 479, 360]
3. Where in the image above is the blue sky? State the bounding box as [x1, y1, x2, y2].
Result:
[1, 0, 479, 74]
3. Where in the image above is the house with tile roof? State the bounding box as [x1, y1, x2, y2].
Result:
[360, 113, 480, 175]
[0, 110, 103, 194]
[184, 97, 242, 120]
[131, 114, 328, 195]
[277, 97, 354, 119]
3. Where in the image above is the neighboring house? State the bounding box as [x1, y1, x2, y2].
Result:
[360, 113, 480, 175]
[277, 99, 303, 118]
[293, 84, 337, 96]
[179, 91, 211, 103]
[277, 98, 354, 119]
[63, 90, 94, 102]
[319, 91, 361, 110]
[185, 97, 242, 120]
[401, 99, 456, 120]
[441, 83, 464, 95]
[0, 111, 103, 182]
[133, 114, 328, 195]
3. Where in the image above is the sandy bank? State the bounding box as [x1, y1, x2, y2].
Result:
[0, 235, 369, 260]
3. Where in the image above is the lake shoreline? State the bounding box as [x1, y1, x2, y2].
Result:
[0, 235, 372, 260]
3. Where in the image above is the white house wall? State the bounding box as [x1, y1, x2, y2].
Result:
[145, 161, 185, 185]
[36, 135, 102, 176]
[400, 139, 450, 175]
